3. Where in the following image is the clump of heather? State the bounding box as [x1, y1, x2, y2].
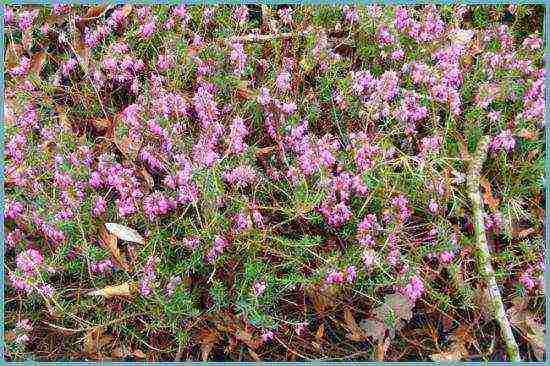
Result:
[4, 4, 544, 362]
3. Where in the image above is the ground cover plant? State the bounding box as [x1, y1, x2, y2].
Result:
[3, 4, 545, 361]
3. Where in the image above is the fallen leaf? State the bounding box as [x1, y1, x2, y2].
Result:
[516, 227, 536, 239]
[88, 282, 137, 298]
[84, 326, 114, 357]
[99, 224, 131, 272]
[84, 5, 108, 19]
[105, 223, 145, 244]
[133, 349, 146, 359]
[449, 29, 474, 46]
[235, 329, 261, 350]
[430, 325, 471, 361]
[30, 52, 48, 75]
[344, 308, 366, 341]
[375, 293, 414, 323]
[139, 168, 154, 189]
[121, 4, 133, 17]
[112, 345, 131, 359]
[315, 323, 325, 341]
[359, 318, 387, 341]
[248, 349, 260, 361]
[518, 129, 538, 140]
[376, 337, 390, 361]
[5, 330, 16, 342]
[200, 329, 218, 361]
[507, 299, 545, 361]
[480, 178, 500, 211]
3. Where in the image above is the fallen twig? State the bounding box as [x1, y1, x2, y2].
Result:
[466, 136, 521, 362]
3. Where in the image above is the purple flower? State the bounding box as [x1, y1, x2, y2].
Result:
[16, 248, 43, 275]
[252, 281, 266, 296]
[139, 21, 156, 39]
[403, 275, 424, 302]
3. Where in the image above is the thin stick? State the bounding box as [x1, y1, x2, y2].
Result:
[466, 136, 521, 362]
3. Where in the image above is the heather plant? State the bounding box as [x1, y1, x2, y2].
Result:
[4, 4, 545, 361]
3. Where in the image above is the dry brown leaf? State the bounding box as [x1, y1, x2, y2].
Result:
[457, 139, 471, 161]
[344, 308, 366, 341]
[88, 282, 137, 298]
[315, 323, 325, 341]
[376, 337, 390, 361]
[112, 345, 131, 359]
[30, 52, 48, 75]
[105, 223, 145, 244]
[200, 329, 218, 361]
[140, 168, 155, 189]
[5, 330, 16, 343]
[248, 349, 260, 361]
[359, 318, 386, 340]
[121, 4, 133, 17]
[480, 178, 500, 211]
[430, 325, 471, 361]
[518, 129, 538, 140]
[84, 326, 114, 357]
[85, 5, 108, 19]
[507, 300, 545, 361]
[133, 349, 146, 359]
[235, 329, 261, 350]
[99, 224, 131, 272]
[517, 227, 536, 239]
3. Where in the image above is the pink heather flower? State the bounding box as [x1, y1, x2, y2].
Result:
[428, 199, 439, 214]
[522, 35, 542, 50]
[173, 5, 191, 24]
[280, 102, 297, 115]
[234, 212, 252, 233]
[61, 58, 78, 77]
[391, 49, 405, 61]
[139, 256, 158, 296]
[90, 259, 115, 274]
[278, 7, 293, 25]
[325, 269, 344, 285]
[16, 319, 33, 332]
[206, 235, 229, 263]
[92, 196, 107, 217]
[345, 266, 357, 283]
[6, 200, 24, 220]
[295, 322, 307, 336]
[139, 21, 156, 39]
[404, 275, 424, 302]
[223, 165, 257, 188]
[343, 6, 359, 23]
[234, 5, 248, 25]
[276, 71, 291, 92]
[182, 236, 200, 250]
[5, 7, 14, 24]
[18, 10, 39, 31]
[261, 330, 274, 342]
[38, 284, 54, 298]
[230, 42, 247, 76]
[252, 281, 267, 296]
[487, 110, 501, 123]
[519, 272, 535, 291]
[228, 117, 248, 154]
[166, 275, 182, 296]
[203, 6, 215, 24]
[258, 87, 272, 106]
[490, 130, 516, 152]
[10, 56, 31, 77]
[16, 249, 44, 275]
[363, 249, 376, 268]
[439, 250, 455, 264]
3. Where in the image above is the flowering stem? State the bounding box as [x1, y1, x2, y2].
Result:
[466, 136, 521, 362]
